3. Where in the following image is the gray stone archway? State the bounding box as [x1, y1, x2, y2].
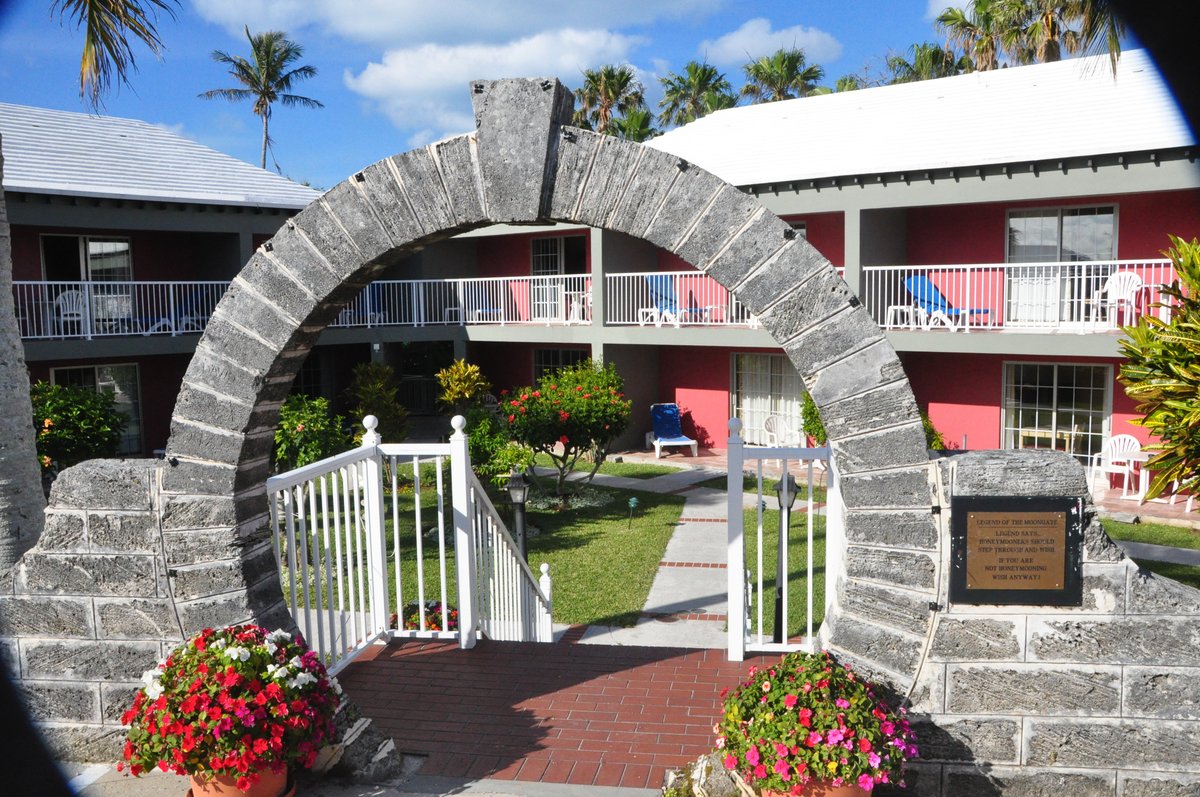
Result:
[164, 78, 938, 688]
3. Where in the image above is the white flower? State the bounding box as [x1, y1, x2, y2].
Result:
[266, 663, 288, 680]
[289, 655, 303, 669]
[288, 671, 317, 690]
[209, 637, 227, 649]
[267, 629, 292, 644]
[141, 669, 164, 700]
[223, 646, 251, 662]
[330, 677, 343, 696]
[265, 641, 277, 655]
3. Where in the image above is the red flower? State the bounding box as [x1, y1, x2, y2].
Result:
[558, 436, 569, 445]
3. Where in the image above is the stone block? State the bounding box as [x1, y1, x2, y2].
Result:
[840, 468, 934, 511]
[827, 612, 924, 677]
[353, 158, 429, 245]
[49, 459, 154, 511]
[704, 210, 792, 290]
[471, 77, 573, 222]
[319, 179, 397, 264]
[194, 316, 285, 381]
[846, 546, 936, 589]
[161, 527, 250, 567]
[174, 354, 266, 421]
[431, 134, 486, 228]
[388, 148, 463, 237]
[844, 509, 938, 550]
[288, 200, 368, 278]
[23, 640, 160, 681]
[88, 513, 159, 553]
[839, 579, 932, 635]
[20, 680, 101, 722]
[158, 457, 238, 497]
[169, 542, 276, 602]
[95, 598, 182, 640]
[913, 717, 1019, 763]
[931, 617, 1022, 661]
[1085, 518, 1125, 563]
[17, 553, 158, 597]
[547, 127, 604, 221]
[609, 146, 700, 239]
[1125, 666, 1200, 719]
[1127, 566, 1200, 614]
[943, 449, 1087, 498]
[749, 253, 849, 333]
[945, 664, 1120, 715]
[1026, 718, 1200, 769]
[0, 639, 17, 674]
[101, 683, 141, 725]
[777, 304, 892, 379]
[169, 385, 260, 441]
[0, 596, 92, 637]
[160, 495, 239, 532]
[832, 425, 930, 477]
[38, 512, 85, 550]
[822, 381, 922, 443]
[804, 338, 909, 407]
[1121, 772, 1200, 797]
[672, 184, 762, 270]
[907, 662, 946, 715]
[1028, 616, 1200, 665]
[643, 159, 724, 252]
[38, 724, 125, 763]
[943, 766, 1114, 797]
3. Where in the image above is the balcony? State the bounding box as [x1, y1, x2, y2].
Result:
[605, 271, 759, 327]
[13, 281, 229, 340]
[862, 259, 1177, 333]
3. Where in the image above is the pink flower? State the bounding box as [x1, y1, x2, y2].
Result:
[806, 731, 822, 747]
[745, 746, 760, 766]
[826, 728, 845, 745]
[774, 742, 789, 757]
[753, 764, 767, 780]
[715, 736, 725, 749]
[762, 681, 771, 692]
[723, 754, 736, 770]
[784, 694, 798, 709]
[858, 773, 875, 791]
[868, 752, 881, 768]
[835, 698, 850, 708]
[774, 759, 791, 780]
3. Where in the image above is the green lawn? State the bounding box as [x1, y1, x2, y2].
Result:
[742, 505, 827, 641]
[697, 473, 828, 505]
[532, 452, 684, 480]
[1101, 518, 1200, 591]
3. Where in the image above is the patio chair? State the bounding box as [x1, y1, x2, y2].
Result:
[54, 289, 89, 336]
[638, 274, 681, 328]
[1088, 434, 1140, 498]
[904, 275, 990, 331]
[1092, 271, 1143, 328]
[648, 403, 697, 458]
[763, 414, 826, 471]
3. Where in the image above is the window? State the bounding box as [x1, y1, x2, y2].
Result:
[1002, 362, 1110, 465]
[51, 364, 143, 455]
[41, 235, 133, 281]
[533, 348, 589, 381]
[731, 353, 805, 445]
[1007, 206, 1116, 263]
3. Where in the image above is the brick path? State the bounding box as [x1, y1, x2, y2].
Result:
[337, 637, 776, 790]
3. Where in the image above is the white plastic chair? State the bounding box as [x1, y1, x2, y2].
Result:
[763, 415, 826, 471]
[1089, 434, 1140, 497]
[1094, 271, 1143, 328]
[54, 289, 88, 336]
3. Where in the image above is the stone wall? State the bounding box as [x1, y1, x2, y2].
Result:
[884, 450, 1200, 796]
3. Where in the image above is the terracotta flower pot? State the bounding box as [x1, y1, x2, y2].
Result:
[762, 785, 869, 797]
[187, 769, 294, 797]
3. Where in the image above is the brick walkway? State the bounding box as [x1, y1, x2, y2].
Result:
[337, 637, 776, 790]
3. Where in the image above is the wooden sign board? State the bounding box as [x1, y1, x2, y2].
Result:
[950, 496, 1083, 606]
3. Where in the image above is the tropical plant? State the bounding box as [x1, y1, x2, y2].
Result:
[464, 406, 535, 488]
[657, 60, 736, 127]
[716, 650, 918, 793]
[30, 381, 128, 472]
[937, 0, 1009, 70]
[572, 64, 646, 135]
[740, 47, 826, 102]
[119, 624, 341, 790]
[435, 359, 492, 416]
[1118, 235, 1200, 500]
[346, 361, 409, 443]
[273, 394, 351, 472]
[199, 26, 323, 169]
[503, 360, 632, 495]
[1075, 0, 1125, 73]
[887, 42, 972, 82]
[610, 107, 658, 142]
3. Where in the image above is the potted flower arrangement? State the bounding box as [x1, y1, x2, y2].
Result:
[119, 624, 342, 796]
[390, 600, 459, 632]
[716, 650, 918, 796]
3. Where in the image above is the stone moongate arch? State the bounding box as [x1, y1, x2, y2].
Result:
[165, 78, 939, 691]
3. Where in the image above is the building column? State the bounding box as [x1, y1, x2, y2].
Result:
[842, 209, 863, 296]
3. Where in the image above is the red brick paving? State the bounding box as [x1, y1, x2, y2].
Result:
[337, 637, 777, 790]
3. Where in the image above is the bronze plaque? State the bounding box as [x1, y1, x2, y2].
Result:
[965, 511, 1065, 590]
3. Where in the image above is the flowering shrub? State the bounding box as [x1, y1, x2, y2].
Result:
[119, 625, 341, 791]
[30, 381, 127, 472]
[273, 394, 352, 473]
[390, 600, 460, 632]
[716, 650, 917, 794]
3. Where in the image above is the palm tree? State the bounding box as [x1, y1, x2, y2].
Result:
[200, 27, 324, 170]
[1072, 0, 1126, 72]
[610, 108, 658, 142]
[937, 0, 1011, 70]
[657, 61, 735, 127]
[740, 48, 826, 102]
[573, 65, 645, 135]
[887, 42, 972, 82]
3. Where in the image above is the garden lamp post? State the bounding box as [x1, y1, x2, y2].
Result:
[507, 468, 531, 561]
[773, 472, 797, 644]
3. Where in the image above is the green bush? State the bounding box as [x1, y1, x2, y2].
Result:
[464, 407, 534, 488]
[435, 359, 491, 415]
[273, 394, 352, 473]
[346, 362, 409, 443]
[31, 381, 127, 471]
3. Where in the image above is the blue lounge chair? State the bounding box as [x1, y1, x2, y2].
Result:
[638, 274, 680, 327]
[648, 403, 698, 458]
[904, 275, 989, 330]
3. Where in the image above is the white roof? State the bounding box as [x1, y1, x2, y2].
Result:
[649, 49, 1194, 187]
[0, 102, 320, 209]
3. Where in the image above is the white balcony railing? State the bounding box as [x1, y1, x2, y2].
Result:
[13, 280, 229, 340]
[606, 271, 759, 327]
[862, 259, 1177, 333]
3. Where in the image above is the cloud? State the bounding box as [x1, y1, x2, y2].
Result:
[193, 0, 719, 47]
[926, 0, 949, 21]
[700, 18, 843, 67]
[345, 28, 643, 144]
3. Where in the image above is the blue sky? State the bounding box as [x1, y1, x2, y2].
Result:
[0, 1, 1057, 189]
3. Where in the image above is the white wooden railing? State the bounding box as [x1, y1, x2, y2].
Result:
[725, 418, 840, 662]
[13, 280, 228, 339]
[862, 259, 1177, 333]
[606, 271, 759, 327]
[265, 415, 551, 673]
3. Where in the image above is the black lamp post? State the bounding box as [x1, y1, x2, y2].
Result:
[773, 472, 798, 644]
[507, 468, 531, 561]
